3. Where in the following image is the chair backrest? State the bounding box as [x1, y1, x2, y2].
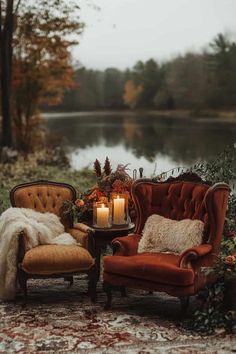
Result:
[131, 174, 230, 254]
[10, 180, 76, 229]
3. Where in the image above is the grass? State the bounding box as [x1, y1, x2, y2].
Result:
[0, 150, 96, 215]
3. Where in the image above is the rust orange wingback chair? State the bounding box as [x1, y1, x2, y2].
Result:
[10, 180, 96, 302]
[103, 174, 230, 311]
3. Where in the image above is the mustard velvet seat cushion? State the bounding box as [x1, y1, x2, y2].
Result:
[138, 214, 204, 254]
[22, 245, 94, 275]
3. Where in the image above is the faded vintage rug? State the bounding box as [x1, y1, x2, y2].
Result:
[0, 276, 235, 353]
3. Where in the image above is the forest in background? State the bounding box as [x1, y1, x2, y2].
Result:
[51, 33, 236, 112]
[1, 0, 236, 155]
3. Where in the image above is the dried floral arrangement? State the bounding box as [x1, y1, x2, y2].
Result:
[63, 157, 133, 224]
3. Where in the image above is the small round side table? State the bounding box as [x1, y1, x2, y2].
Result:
[91, 223, 135, 281]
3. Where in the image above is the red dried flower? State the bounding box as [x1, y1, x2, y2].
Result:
[104, 157, 112, 176]
[94, 159, 102, 177]
[112, 180, 124, 193]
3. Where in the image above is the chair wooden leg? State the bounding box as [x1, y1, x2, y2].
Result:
[103, 281, 112, 310]
[18, 270, 28, 304]
[88, 266, 97, 303]
[64, 276, 73, 288]
[120, 286, 127, 297]
[180, 296, 190, 315]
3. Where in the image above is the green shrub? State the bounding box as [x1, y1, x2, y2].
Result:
[0, 150, 96, 215]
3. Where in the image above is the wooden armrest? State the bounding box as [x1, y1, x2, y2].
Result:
[112, 233, 141, 256]
[179, 244, 213, 269]
[73, 223, 94, 234]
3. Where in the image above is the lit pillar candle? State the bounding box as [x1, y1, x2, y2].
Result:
[97, 204, 109, 228]
[113, 196, 125, 224]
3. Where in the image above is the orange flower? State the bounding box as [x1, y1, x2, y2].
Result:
[87, 188, 104, 201]
[224, 255, 236, 266]
[87, 189, 98, 200]
[99, 196, 108, 203]
[75, 199, 84, 208]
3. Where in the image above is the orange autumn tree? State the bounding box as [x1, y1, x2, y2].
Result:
[11, 0, 82, 151]
[123, 80, 143, 109]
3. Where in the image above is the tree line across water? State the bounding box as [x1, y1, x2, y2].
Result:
[0, 0, 236, 154]
[54, 33, 236, 112]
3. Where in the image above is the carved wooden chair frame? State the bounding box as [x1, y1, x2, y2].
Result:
[10, 180, 97, 303]
[103, 172, 230, 312]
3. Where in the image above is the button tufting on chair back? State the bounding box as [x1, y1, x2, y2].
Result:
[8, 180, 97, 303]
[102, 175, 230, 310]
[133, 182, 208, 231]
[132, 178, 230, 254]
[10, 181, 76, 229]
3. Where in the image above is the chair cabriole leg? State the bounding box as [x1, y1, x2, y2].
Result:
[64, 276, 73, 288]
[120, 286, 127, 297]
[180, 296, 190, 315]
[18, 269, 28, 304]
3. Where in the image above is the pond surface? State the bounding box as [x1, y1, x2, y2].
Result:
[44, 111, 236, 177]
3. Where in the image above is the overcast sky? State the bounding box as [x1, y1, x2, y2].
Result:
[74, 0, 236, 70]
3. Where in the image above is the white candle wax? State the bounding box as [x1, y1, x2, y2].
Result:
[97, 204, 109, 228]
[113, 196, 125, 224]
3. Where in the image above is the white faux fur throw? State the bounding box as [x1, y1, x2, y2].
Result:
[0, 207, 77, 301]
[138, 214, 204, 255]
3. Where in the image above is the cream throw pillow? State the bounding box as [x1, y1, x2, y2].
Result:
[138, 214, 204, 255]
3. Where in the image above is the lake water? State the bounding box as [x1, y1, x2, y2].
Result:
[44, 111, 236, 178]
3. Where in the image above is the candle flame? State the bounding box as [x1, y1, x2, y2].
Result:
[101, 203, 104, 208]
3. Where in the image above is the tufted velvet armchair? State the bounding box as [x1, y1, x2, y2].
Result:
[10, 180, 97, 302]
[103, 174, 230, 311]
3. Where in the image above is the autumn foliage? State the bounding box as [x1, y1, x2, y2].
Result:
[1, 0, 83, 152]
[123, 80, 143, 109]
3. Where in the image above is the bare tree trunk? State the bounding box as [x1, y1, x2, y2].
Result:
[0, 0, 14, 148]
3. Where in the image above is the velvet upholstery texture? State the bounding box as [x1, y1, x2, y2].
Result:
[103, 253, 194, 286]
[10, 181, 76, 229]
[22, 245, 94, 275]
[103, 177, 230, 304]
[103, 272, 195, 297]
[10, 181, 97, 301]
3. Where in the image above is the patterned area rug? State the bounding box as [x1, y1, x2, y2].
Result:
[0, 277, 235, 353]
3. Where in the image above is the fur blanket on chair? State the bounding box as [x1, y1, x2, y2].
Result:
[0, 207, 77, 301]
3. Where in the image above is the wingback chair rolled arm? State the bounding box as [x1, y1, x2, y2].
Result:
[112, 234, 141, 256]
[11, 180, 97, 302]
[179, 244, 213, 269]
[103, 174, 230, 312]
[18, 223, 96, 262]
[68, 223, 95, 257]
